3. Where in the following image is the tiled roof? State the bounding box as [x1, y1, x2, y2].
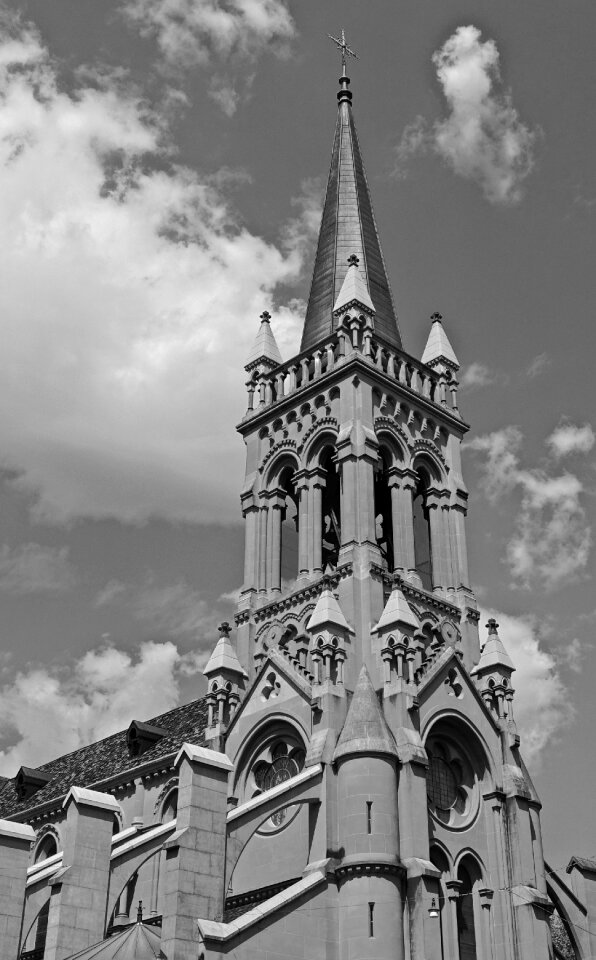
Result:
[0, 696, 209, 820]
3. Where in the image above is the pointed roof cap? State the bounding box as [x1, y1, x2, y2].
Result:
[307, 585, 352, 633]
[372, 583, 420, 633]
[245, 311, 282, 370]
[301, 75, 401, 352]
[471, 619, 515, 676]
[65, 918, 162, 958]
[204, 623, 248, 678]
[421, 313, 459, 369]
[333, 665, 398, 762]
[333, 254, 375, 315]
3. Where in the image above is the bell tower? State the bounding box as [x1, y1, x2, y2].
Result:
[234, 66, 479, 689]
[211, 47, 555, 960]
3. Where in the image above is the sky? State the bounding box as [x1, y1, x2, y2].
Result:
[0, 0, 594, 870]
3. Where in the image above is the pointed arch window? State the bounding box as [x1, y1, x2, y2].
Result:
[320, 448, 341, 569]
[279, 466, 299, 586]
[374, 448, 394, 571]
[412, 469, 433, 591]
[457, 860, 481, 960]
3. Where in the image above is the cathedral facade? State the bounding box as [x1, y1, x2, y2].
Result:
[0, 66, 594, 960]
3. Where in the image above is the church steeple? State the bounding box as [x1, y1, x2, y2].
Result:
[300, 71, 402, 352]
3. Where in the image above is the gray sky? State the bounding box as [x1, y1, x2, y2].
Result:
[0, 0, 594, 869]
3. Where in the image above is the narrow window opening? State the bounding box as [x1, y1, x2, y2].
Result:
[366, 800, 373, 834]
[374, 449, 394, 571]
[320, 448, 341, 569]
[368, 902, 375, 937]
[280, 466, 299, 588]
[413, 469, 433, 591]
[457, 864, 478, 960]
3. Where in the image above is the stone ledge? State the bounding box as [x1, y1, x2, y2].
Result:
[174, 743, 233, 772]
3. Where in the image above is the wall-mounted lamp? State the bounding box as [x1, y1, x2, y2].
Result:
[428, 898, 439, 919]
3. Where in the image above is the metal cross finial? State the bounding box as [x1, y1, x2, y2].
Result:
[328, 28, 358, 76]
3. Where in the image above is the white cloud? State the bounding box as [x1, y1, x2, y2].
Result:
[547, 421, 595, 459]
[0, 542, 77, 594]
[121, 0, 295, 112]
[460, 361, 498, 390]
[396, 26, 537, 204]
[0, 640, 205, 773]
[480, 608, 573, 765]
[526, 352, 551, 378]
[0, 16, 307, 526]
[466, 426, 592, 588]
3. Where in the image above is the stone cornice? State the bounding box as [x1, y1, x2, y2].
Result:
[237, 352, 469, 437]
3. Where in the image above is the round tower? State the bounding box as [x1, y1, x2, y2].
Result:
[333, 665, 404, 959]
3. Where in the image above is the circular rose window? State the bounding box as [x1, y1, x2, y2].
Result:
[426, 737, 479, 829]
[247, 734, 306, 832]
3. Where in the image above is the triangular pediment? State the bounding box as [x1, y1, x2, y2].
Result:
[224, 648, 312, 743]
[417, 647, 501, 737]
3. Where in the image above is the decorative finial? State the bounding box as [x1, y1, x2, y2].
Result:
[430, 312, 443, 322]
[347, 253, 359, 267]
[328, 28, 359, 76]
[259, 310, 271, 323]
[486, 618, 499, 635]
[218, 621, 231, 637]
[137, 900, 143, 923]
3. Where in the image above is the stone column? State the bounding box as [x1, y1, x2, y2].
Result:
[0, 819, 35, 960]
[451, 496, 470, 589]
[445, 879, 463, 960]
[441, 503, 457, 594]
[295, 471, 309, 577]
[479, 888, 495, 960]
[258, 498, 268, 594]
[161, 744, 233, 960]
[44, 787, 121, 960]
[266, 491, 284, 594]
[426, 490, 445, 595]
[388, 470, 416, 577]
[309, 470, 325, 576]
[241, 498, 259, 592]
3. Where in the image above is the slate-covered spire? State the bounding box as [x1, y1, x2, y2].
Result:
[301, 73, 402, 352]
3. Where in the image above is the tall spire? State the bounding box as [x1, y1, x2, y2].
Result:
[300, 62, 402, 352]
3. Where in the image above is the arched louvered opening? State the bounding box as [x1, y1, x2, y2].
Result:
[412, 468, 433, 591]
[374, 447, 394, 571]
[279, 465, 299, 588]
[320, 447, 341, 569]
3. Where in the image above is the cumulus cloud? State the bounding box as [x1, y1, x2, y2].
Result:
[396, 26, 537, 204]
[0, 640, 206, 772]
[479, 608, 572, 765]
[547, 421, 595, 459]
[466, 426, 592, 588]
[526, 352, 551, 378]
[0, 15, 308, 527]
[121, 0, 295, 113]
[0, 542, 77, 594]
[460, 361, 498, 390]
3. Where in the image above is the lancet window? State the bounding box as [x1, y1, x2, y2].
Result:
[320, 447, 341, 569]
[279, 466, 299, 585]
[412, 468, 433, 591]
[374, 447, 394, 571]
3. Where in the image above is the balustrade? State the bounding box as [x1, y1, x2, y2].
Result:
[244, 326, 459, 418]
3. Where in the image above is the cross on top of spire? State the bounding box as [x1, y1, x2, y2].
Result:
[328, 28, 359, 76]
